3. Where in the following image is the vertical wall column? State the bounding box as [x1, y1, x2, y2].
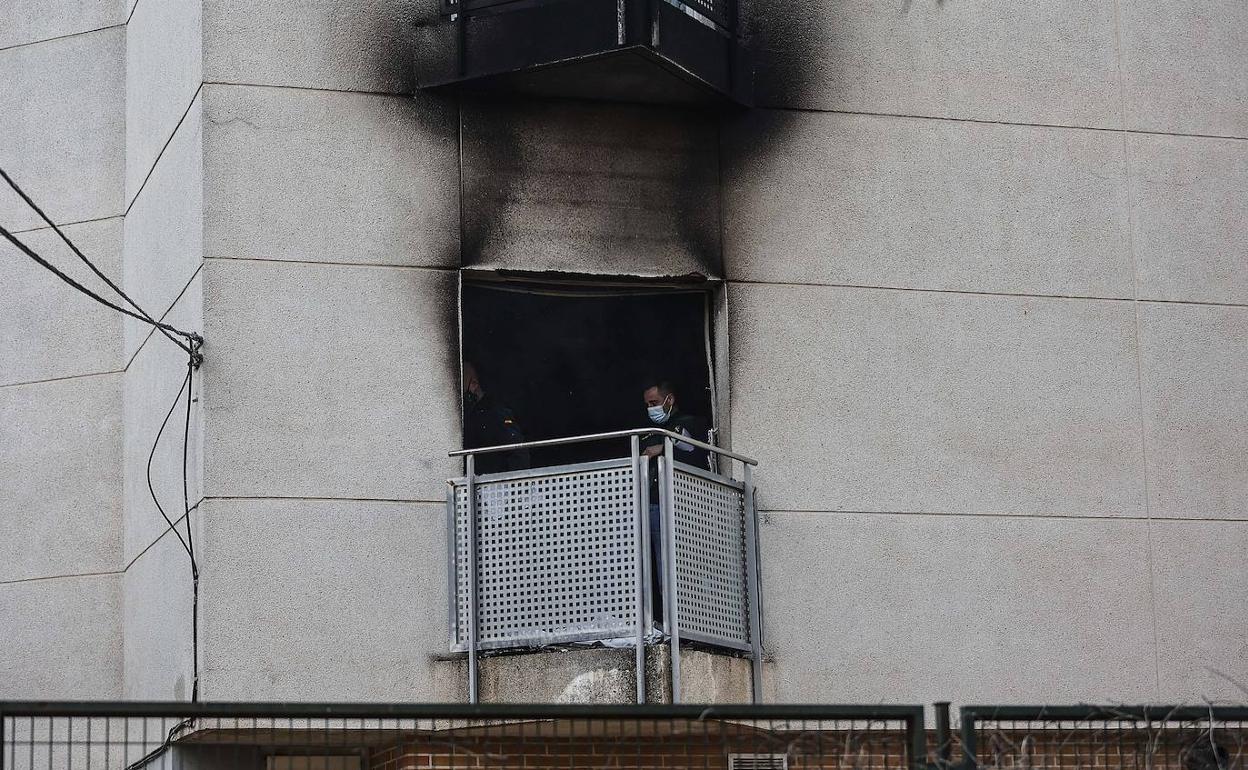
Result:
[0, 6, 127, 699]
[122, 0, 206, 702]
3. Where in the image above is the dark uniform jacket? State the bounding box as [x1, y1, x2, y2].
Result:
[463, 392, 530, 475]
[641, 410, 711, 471]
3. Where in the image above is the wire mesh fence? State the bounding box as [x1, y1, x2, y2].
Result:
[958, 706, 1248, 770]
[5, 702, 1246, 770]
[0, 705, 924, 770]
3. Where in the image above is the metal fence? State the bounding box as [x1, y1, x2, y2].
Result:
[449, 458, 641, 652]
[4, 702, 1246, 770]
[955, 705, 1248, 770]
[448, 429, 762, 705]
[670, 463, 751, 651]
[0, 703, 925, 770]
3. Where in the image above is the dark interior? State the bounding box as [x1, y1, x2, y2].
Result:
[461, 281, 715, 468]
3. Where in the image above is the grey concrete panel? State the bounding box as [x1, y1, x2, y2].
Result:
[658, 647, 754, 704]
[0, 574, 123, 698]
[198, 499, 449, 700]
[461, 98, 721, 278]
[1119, 1, 1248, 138]
[1130, 134, 1248, 306]
[123, 94, 204, 361]
[0, 374, 122, 582]
[202, 0, 435, 93]
[759, 512, 1157, 704]
[434, 644, 752, 703]
[202, 85, 458, 268]
[124, 532, 196, 699]
[729, 283, 1145, 517]
[123, 273, 202, 563]
[1, 218, 124, 386]
[125, 0, 202, 200]
[200, 259, 458, 501]
[1138, 304, 1248, 520]
[466, 647, 639, 704]
[723, 110, 1132, 298]
[743, 0, 1120, 127]
[1150, 520, 1248, 702]
[0, 28, 124, 231]
[0, 0, 122, 49]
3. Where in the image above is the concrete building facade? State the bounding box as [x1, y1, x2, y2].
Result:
[1, 0, 1245, 707]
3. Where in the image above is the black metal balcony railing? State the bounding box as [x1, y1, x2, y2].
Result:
[448, 429, 762, 704]
[445, 0, 734, 30]
[414, 0, 753, 106]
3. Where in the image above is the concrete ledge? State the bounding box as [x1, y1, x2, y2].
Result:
[433, 645, 756, 704]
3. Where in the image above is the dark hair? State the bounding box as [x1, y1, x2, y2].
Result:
[641, 377, 675, 397]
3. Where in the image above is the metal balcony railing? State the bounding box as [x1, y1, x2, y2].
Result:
[447, 429, 762, 704]
[442, 0, 736, 33]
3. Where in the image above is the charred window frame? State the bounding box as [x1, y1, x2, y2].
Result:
[457, 272, 727, 470]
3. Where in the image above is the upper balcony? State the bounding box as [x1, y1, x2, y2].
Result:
[414, 0, 753, 106]
[447, 429, 762, 703]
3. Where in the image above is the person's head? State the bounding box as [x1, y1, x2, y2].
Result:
[463, 360, 484, 401]
[642, 379, 676, 425]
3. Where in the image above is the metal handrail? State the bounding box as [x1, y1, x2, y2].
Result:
[449, 427, 758, 466]
[0, 701, 924, 720]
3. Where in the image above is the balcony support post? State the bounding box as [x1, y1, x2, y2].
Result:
[466, 453, 479, 704]
[662, 438, 681, 703]
[630, 435, 646, 704]
[742, 462, 764, 703]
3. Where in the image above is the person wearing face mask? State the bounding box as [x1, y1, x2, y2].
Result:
[639, 378, 710, 625]
[639, 378, 710, 470]
[462, 360, 530, 475]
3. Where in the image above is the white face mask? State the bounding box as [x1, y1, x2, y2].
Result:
[647, 396, 672, 425]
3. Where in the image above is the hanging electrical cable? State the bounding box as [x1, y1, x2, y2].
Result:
[2, 165, 205, 704]
[0, 166, 199, 354]
[0, 223, 195, 355]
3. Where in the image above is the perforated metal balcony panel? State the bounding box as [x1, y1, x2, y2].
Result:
[414, 0, 753, 106]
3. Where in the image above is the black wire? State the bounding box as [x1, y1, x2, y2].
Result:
[0, 224, 194, 356]
[182, 355, 200, 703]
[124, 718, 195, 770]
[0, 165, 196, 351]
[147, 367, 195, 561]
[4, 170, 205, 706]
[146, 352, 203, 704]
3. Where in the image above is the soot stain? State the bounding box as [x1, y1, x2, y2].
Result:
[458, 93, 526, 268]
[459, 94, 724, 277]
[738, 0, 825, 108]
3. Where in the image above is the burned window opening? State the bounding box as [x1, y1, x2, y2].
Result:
[460, 278, 717, 471]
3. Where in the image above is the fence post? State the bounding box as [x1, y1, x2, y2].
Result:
[934, 701, 952, 768]
[662, 438, 681, 704]
[960, 707, 977, 770]
[741, 463, 763, 704]
[641, 456, 652, 634]
[909, 706, 929, 770]
[631, 434, 646, 704]
[466, 453, 479, 704]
